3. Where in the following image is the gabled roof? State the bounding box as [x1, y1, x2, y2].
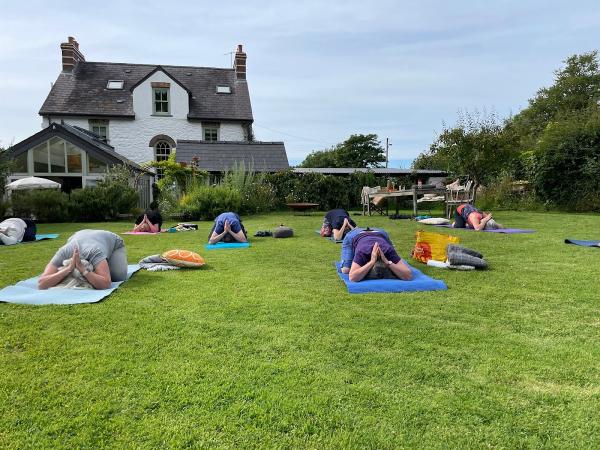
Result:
[8, 122, 148, 172]
[176, 140, 289, 172]
[39, 62, 253, 121]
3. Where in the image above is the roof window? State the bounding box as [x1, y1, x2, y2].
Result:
[107, 80, 124, 90]
[216, 85, 231, 94]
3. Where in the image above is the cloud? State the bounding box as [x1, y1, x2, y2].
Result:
[1, 0, 600, 162]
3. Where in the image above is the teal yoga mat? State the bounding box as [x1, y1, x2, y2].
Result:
[205, 242, 250, 250]
[0, 265, 141, 305]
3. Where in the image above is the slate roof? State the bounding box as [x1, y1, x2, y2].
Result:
[9, 122, 148, 172]
[176, 141, 289, 172]
[39, 62, 253, 121]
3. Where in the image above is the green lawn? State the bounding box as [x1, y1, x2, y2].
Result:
[1, 211, 600, 448]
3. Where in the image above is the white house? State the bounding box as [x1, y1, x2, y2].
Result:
[39, 37, 258, 165]
[6, 37, 288, 200]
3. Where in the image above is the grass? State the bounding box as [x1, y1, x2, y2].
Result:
[1, 211, 600, 448]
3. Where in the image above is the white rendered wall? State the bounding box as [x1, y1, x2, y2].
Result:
[41, 69, 246, 164]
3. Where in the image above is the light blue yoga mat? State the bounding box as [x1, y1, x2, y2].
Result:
[565, 238, 600, 247]
[35, 233, 60, 241]
[0, 234, 60, 246]
[205, 242, 250, 250]
[0, 265, 141, 305]
[314, 230, 343, 243]
[335, 261, 447, 294]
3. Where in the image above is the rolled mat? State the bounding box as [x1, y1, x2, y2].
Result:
[0, 265, 141, 305]
[335, 261, 447, 294]
[205, 242, 250, 250]
[565, 239, 600, 247]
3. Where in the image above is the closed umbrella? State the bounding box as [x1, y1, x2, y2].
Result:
[5, 177, 62, 191]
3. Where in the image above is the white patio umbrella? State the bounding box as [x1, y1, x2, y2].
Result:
[5, 176, 62, 191]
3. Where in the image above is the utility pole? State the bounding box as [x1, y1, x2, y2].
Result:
[385, 138, 392, 168]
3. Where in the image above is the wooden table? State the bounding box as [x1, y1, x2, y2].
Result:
[365, 187, 446, 216]
[286, 202, 320, 215]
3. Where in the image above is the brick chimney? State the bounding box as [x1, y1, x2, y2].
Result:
[60, 36, 85, 72]
[234, 44, 247, 81]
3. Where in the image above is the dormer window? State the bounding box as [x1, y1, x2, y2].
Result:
[106, 80, 124, 90]
[216, 85, 231, 94]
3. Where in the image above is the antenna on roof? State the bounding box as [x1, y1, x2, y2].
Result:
[223, 51, 234, 67]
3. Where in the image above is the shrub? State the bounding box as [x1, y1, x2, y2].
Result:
[476, 174, 543, 211]
[531, 110, 600, 211]
[11, 189, 69, 222]
[0, 199, 9, 219]
[179, 185, 242, 220]
[69, 187, 110, 221]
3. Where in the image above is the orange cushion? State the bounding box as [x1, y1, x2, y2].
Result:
[162, 249, 205, 268]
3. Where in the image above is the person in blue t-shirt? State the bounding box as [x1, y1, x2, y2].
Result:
[340, 227, 412, 282]
[208, 212, 247, 244]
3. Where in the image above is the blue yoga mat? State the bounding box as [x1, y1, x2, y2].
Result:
[565, 239, 600, 247]
[314, 230, 343, 243]
[335, 261, 447, 294]
[205, 242, 250, 250]
[0, 265, 141, 305]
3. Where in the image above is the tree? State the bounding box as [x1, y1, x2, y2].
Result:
[299, 134, 385, 168]
[413, 111, 517, 187]
[510, 51, 600, 149]
[0, 145, 13, 197]
[532, 109, 600, 210]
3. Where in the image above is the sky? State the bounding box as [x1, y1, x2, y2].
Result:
[1, 0, 600, 166]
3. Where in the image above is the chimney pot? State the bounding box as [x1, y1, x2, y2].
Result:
[61, 36, 85, 72]
[234, 44, 247, 81]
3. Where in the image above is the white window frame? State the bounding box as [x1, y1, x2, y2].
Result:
[216, 85, 231, 94]
[203, 124, 220, 142]
[28, 138, 85, 176]
[107, 80, 124, 90]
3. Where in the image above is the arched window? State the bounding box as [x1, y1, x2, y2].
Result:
[154, 140, 171, 178]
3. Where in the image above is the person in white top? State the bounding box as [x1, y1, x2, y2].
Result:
[0, 218, 28, 246]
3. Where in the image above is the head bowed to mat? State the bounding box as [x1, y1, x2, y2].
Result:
[334, 262, 447, 294]
[205, 242, 250, 250]
[565, 238, 600, 247]
[0, 265, 140, 305]
[314, 230, 343, 243]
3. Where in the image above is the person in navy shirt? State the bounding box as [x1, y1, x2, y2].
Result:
[208, 212, 247, 244]
[340, 227, 412, 282]
[321, 208, 357, 240]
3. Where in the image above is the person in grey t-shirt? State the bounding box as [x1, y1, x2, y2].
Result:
[38, 230, 127, 290]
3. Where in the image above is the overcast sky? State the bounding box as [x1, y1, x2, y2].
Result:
[1, 0, 599, 166]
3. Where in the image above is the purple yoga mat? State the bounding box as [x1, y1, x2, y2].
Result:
[433, 224, 535, 234]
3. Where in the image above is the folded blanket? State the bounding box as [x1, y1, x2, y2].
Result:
[139, 254, 181, 271]
[53, 259, 94, 289]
